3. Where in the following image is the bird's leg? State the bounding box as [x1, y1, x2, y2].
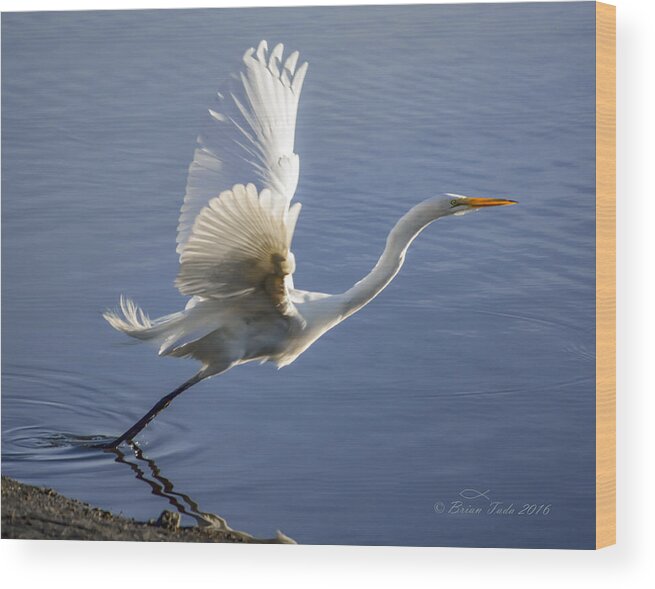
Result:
[96, 373, 204, 449]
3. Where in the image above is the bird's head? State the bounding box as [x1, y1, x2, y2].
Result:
[427, 193, 518, 218]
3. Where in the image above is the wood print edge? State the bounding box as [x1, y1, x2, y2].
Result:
[595, 1, 616, 550]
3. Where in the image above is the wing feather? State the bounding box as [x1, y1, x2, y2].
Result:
[177, 41, 308, 255]
[176, 183, 302, 323]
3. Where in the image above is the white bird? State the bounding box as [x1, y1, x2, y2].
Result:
[101, 40, 517, 448]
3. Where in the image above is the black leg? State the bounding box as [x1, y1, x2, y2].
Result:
[96, 373, 203, 449]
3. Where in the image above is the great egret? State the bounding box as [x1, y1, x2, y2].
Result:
[101, 41, 517, 448]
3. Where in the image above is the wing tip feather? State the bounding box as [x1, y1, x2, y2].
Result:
[177, 41, 305, 255]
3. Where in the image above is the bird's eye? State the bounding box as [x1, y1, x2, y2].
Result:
[450, 199, 459, 207]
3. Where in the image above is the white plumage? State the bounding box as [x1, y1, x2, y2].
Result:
[106, 41, 309, 372]
[176, 40, 306, 253]
[101, 40, 517, 448]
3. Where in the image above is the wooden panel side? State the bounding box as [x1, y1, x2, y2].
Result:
[595, 1, 616, 550]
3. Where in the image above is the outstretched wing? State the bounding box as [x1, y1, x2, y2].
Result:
[177, 40, 308, 254]
[176, 183, 303, 323]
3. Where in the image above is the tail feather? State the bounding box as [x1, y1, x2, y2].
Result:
[103, 296, 183, 342]
[103, 295, 225, 360]
[103, 295, 148, 333]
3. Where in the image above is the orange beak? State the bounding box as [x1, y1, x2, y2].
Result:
[466, 197, 518, 207]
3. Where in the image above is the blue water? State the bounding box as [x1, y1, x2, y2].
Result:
[2, 3, 596, 548]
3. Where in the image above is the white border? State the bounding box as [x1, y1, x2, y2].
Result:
[2, 0, 653, 587]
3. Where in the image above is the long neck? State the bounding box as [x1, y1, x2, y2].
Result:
[340, 202, 439, 319]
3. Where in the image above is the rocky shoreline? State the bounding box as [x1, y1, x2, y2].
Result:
[1, 476, 295, 543]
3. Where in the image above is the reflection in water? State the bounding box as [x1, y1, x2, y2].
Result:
[106, 442, 296, 544]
